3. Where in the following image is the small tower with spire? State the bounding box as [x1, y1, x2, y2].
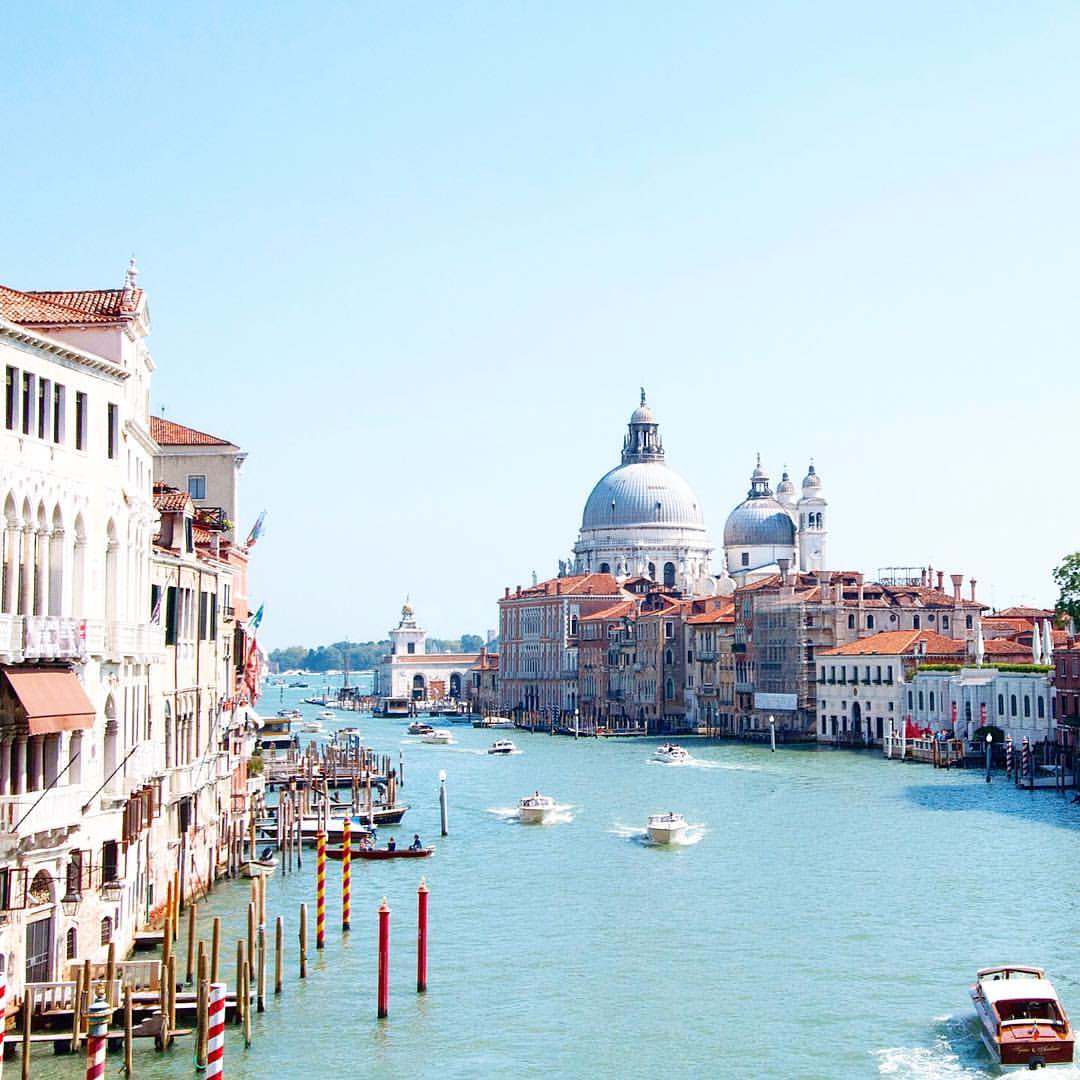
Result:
[389, 598, 426, 657]
[621, 388, 665, 464]
[796, 461, 827, 571]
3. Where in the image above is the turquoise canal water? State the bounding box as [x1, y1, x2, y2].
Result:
[28, 683, 1080, 1079]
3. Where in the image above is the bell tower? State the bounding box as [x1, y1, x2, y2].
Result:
[797, 463, 827, 571]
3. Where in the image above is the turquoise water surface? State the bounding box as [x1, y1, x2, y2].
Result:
[27, 684, 1080, 1079]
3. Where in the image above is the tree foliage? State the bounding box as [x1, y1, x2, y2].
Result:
[269, 633, 487, 672]
[1052, 552, 1080, 629]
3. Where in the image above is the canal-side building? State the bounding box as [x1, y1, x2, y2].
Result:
[498, 573, 624, 717]
[374, 602, 480, 702]
[686, 600, 736, 734]
[149, 482, 242, 914]
[467, 647, 500, 715]
[1053, 641, 1080, 752]
[0, 267, 164, 995]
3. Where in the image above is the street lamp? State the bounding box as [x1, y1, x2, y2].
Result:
[60, 881, 82, 916]
[438, 770, 448, 836]
[985, 731, 993, 784]
[769, 715, 776, 753]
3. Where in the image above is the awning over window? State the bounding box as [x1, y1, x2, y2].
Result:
[2, 669, 96, 734]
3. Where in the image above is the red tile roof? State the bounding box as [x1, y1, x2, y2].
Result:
[686, 606, 735, 625]
[153, 487, 191, 513]
[581, 600, 636, 622]
[993, 606, 1055, 619]
[0, 285, 142, 325]
[510, 573, 623, 599]
[821, 630, 965, 658]
[151, 416, 235, 447]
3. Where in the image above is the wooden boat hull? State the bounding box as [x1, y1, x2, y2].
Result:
[327, 846, 433, 861]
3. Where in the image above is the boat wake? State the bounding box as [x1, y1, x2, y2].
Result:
[609, 822, 706, 846]
[872, 1013, 1049, 1078]
[647, 756, 759, 772]
[486, 804, 576, 824]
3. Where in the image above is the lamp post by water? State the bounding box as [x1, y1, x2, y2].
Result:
[769, 715, 776, 753]
[985, 731, 993, 783]
[439, 770, 448, 836]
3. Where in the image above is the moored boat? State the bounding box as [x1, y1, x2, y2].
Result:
[654, 743, 690, 764]
[241, 856, 278, 878]
[646, 812, 688, 844]
[970, 965, 1074, 1068]
[518, 792, 557, 824]
[488, 739, 517, 755]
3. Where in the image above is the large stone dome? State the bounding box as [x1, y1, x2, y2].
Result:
[582, 461, 705, 530]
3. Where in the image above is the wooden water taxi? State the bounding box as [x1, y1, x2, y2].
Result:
[970, 965, 1074, 1068]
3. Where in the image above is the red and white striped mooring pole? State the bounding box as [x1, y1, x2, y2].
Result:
[206, 981, 226, 1078]
[85, 991, 110, 1080]
[0, 961, 6, 1077]
[378, 897, 390, 1019]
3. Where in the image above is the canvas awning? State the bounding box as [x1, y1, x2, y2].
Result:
[2, 669, 96, 734]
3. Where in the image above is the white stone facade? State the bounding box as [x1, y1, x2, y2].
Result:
[0, 282, 163, 994]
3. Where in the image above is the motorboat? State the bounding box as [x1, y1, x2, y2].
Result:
[654, 743, 690, 764]
[276, 708, 302, 719]
[241, 846, 279, 877]
[407, 721, 434, 736]
[518, 793, 557, 824]
[646, 812, 688, 844]
[316, 709, 336, 722]
[296, 719, 323, 734]
[377, 697, 412, 718]
[474, 715, 515, 729]
[970, 965, 1074, 1068]
[328, 845, 434, 861]
[422, 728, 453, 744]
[488, 739, 517, 755]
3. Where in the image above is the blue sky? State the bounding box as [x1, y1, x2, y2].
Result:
[5, 3, 1079, 648]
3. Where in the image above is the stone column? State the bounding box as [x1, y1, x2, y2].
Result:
[29, 735, 44, 791]
[36, 527, 50, 617]
[12, 735, 27, 795]
[1, 520, 17, 614]
[0, 736, 11, 795]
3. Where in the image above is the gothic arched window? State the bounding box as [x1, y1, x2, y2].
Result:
[665, 678, 675, 701]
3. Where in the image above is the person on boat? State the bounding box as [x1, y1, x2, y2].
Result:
[410, 833, 423, 851]
[387, 836, 396, 852]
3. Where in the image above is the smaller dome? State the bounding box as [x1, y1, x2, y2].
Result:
[723, 499, 797, 547]
[802, 463, 821, 490]
[775, 470, 796, 508]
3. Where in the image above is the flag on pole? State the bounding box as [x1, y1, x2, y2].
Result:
[245, 510, 267, 549]
[247, 604, 264, 635]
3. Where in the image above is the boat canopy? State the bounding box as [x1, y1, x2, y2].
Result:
[981, 978, 1058, 1005]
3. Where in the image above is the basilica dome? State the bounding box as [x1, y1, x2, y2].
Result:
[572, 392, 713, 590]
[582, 462, 704, 530]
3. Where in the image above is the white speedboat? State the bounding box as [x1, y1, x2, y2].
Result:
[296, 719, 323, 734]
[970, 965, 1074, 1068]
[518, 793, 557, 824]
[654, 743, 689, 764]
[407, 721, 434, 735]
[646, 812, 688, 844]
[276, 708, 302, 720]
[488, 739, 517, 755]
[422, 728, 453, 744]
[317, 709, 336, 722]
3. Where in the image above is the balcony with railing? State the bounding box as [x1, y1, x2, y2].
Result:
[0, 785, 86, 837]
[4, 616, 165, 664]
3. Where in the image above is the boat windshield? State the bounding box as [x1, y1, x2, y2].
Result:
[997, 1000, 1064, 1024]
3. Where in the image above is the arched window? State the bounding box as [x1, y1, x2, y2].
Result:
[929, 691, 935, 711]
[647, 562, 656, 581]
[965, 702, 972, 723]
[101, 917, 112, 946]
[1023, 696, 1030, 717]
[66, 927, 78, 960]
[1037, 697, 1045, 718]
[664, 649, 673, 666]
[663, 562, 675, 588]
[913, 615, 920, 629]
[599, 562, 610, 574]
[1010, 694, 1017, 716]
[665, 678, 674, 701]
[866, 614, 874, 629]
[998, 693, 1004, 716]
[847, 614, 855, 629]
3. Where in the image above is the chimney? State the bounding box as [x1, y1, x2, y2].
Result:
[777, 557, 790, 585]
[920, 567, 927, 586]
[516, 585, 521, 597]
[936, 570, 944, 591]
[504, 587, 510, 599]
[950, 574, 963, 601]
[969, 579, 977, 602]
